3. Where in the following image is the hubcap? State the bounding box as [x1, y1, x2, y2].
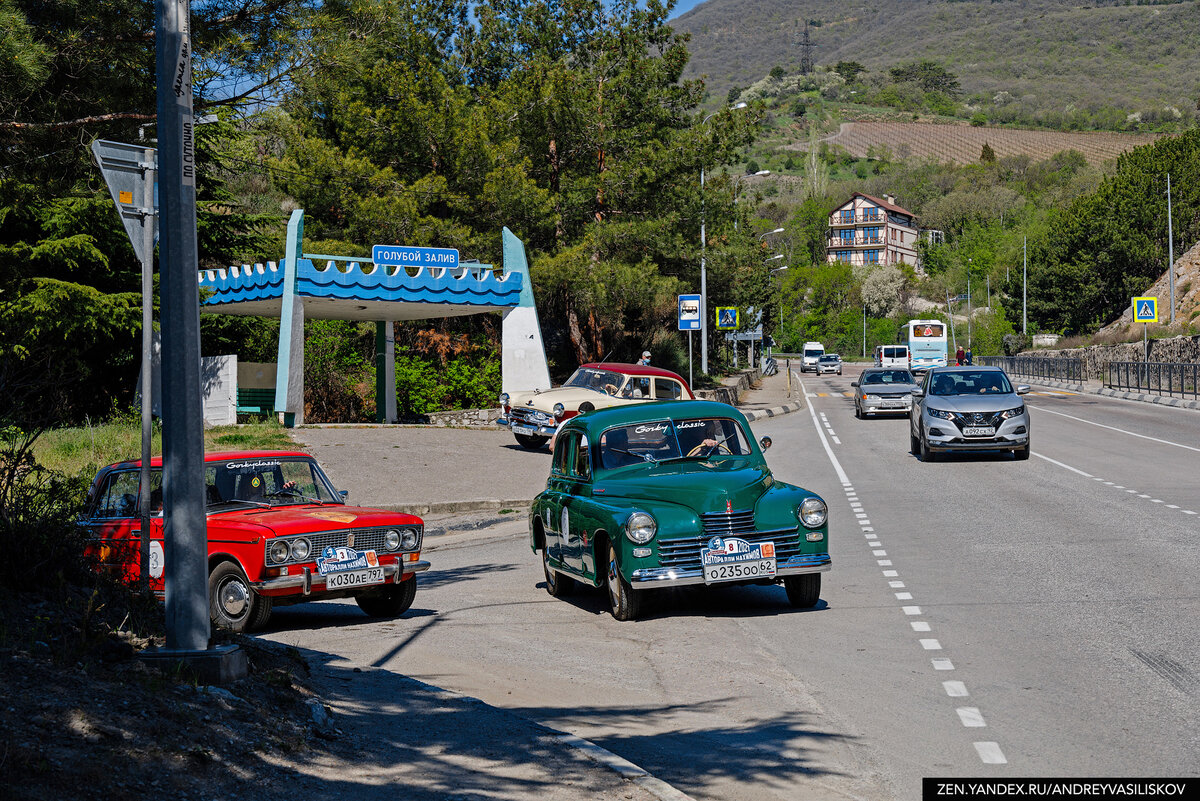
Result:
[608, 551, 620, 604]
[219, 577, 249, 618]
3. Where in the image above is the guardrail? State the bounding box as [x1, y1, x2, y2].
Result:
[1106, 362, 1200, 400]
[979, 356, 1084, 384]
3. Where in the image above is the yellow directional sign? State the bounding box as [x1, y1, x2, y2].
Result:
[1132, 296, 1158, 323]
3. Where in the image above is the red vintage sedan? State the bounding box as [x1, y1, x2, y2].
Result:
[82, 451, 428, 631]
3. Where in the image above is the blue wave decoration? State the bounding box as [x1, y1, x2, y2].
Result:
[199, 262, 285, 306]
[297, 259, 522, 306]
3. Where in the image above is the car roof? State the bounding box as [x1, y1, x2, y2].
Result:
[578, 362, 689, 380]
[560, 399, 749, 436]
[101, 450, 312, 471]
[929, 365, 1003, 373]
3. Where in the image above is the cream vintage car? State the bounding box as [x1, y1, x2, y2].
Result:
[498, 362, 696, 449]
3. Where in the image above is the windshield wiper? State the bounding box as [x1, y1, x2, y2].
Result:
[265, 488, 325, 504]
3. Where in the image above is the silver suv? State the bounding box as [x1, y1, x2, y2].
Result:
[909, 366, 1031, 461]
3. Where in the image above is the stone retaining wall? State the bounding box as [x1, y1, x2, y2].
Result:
[1029, 335, 1200, 380]
[696, 367, 760, 405]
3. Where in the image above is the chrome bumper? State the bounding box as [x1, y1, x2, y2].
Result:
[630, 554, 831, 587]
[250, 560, 430, 593]
[496, 417, 557, 436]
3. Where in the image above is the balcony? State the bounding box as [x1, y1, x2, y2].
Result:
[830, 214, 856, 226]
[827, 236, 883, 247]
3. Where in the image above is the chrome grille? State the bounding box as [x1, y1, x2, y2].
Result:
[273, 525, 422, 565]
[701, 510, 757, 537]
[658, 528, 802, 570]
[510, 407, 555, 426]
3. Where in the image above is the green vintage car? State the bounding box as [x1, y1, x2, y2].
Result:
[529, 400, 830, 620]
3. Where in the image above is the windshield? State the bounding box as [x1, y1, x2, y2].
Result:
[819, 355, 838, 362]
[598, 417, 753, 468]
[563, 367, 626, 394]
[803, 349, 823, 357]
[863, 370, 915, 385]
[206, 457, 343, 507]
[929, 371, 1014, 396]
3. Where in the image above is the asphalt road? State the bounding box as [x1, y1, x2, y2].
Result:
[261, 369, 1199, 800]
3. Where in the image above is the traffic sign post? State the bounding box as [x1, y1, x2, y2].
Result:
[679, 294, 700, 387]
[1132, 296, 1158, 361]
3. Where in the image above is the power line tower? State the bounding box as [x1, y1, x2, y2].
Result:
[796, 21, 816, 75]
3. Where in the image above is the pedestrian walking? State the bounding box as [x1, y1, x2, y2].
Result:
[965, 347, 973, 366]
[955, 345, 965, 365]
[637, 350, 651, 366]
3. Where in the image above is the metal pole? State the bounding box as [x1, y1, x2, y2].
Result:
[138, 146, 156, 592]
[1167, 173, 1175, 325]
[688, 330, 693, 389]
[862, 303, 866, 358]
[966, 258, 972, 348]
[156, 0, 209, 653]
[700, 167, 708, 375]
[1022, 237, 1027, 336]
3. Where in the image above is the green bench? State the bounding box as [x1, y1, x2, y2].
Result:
[236, 387, 276, 415]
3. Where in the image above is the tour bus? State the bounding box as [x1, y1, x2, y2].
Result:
[904, 319, 948, 372]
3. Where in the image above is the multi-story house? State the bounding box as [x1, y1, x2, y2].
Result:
[826, 192, 920, 272]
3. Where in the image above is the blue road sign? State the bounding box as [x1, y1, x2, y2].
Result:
[1131, 296, 1158, 323]
[372, 245, 460, 269]
[679, 294, 701, 330]
[716, 307, 739, 330]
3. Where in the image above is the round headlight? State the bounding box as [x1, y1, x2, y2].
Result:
[798, 497, 827, 529]
[401, 528, 419, 549]
[290, 538, 311, 561]
[384, 529, 401, 550]
[268, 539, 290, 563]
[625, 511, 657, 544]
[553, 402, 566, 419]
[499, 393, 509, 405]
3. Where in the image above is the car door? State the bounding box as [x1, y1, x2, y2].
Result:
[559, 433, 599, 580]
[911, 370, 931, 438]
[84, 468, 165, 590]
[541, 436, 573, 572]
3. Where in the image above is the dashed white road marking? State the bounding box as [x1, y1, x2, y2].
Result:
[943, 681, 968, 697]
[975, 742, 1007, 764]
[902, 606, 921, 615]
[882, 570, 899, 577]
[895, 592, 913, 600]
[920, 639, 942, 650]
[932, 658, 955, 670]
[889, 581, 906, 588]
[957, 707, 987, 727]
[912, 622, 932, 632]
[878, 560, 893, 566]
[873, 549, 887, 556]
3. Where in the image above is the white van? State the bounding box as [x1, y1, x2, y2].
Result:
[874, 344, 910, 369]
[800, 341, 825, 373]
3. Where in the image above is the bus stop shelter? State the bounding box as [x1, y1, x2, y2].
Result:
[197, 209, 550, 425]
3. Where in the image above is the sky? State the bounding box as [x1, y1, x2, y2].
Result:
[669, 0, 707, 18]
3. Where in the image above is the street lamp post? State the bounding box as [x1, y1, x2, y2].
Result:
[700, 102, 748, 377]
[734, 171, 771, 231]
[966, 257, 973, 349]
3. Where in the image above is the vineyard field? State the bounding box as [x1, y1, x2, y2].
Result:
[787, 122, 1166, 166]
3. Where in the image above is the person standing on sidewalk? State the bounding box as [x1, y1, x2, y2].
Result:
[637, 350, 651, 366]
[955, 345, 965, 365]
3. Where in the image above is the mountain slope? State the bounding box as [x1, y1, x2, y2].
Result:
[673, 0, 1200, 117]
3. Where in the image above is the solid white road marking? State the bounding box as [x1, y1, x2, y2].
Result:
[974, 742, 1008, 764]
[1033, 406, 1200, 454]
[1032, 452, 1093, 477]
[943, 681, 968, 697]
[801, 376, 851, 485]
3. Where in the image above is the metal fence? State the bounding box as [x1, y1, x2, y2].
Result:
[979, 356, 1085, 384]
[1106, 362, 1200, 400]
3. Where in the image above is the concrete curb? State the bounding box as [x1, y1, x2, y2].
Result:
[742, 400, 804, 422]
[376, 499, 532, 518]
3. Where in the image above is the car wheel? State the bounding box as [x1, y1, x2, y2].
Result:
[514, 433, 549, 450]
[920, 430, 939, 462]
[209, 561, 272, 632]
[910, 427, 921, 456]
[854, 403, 862, 419]
[355, 575, 417, 617]
[543, 546, 576, 597]
[1014, 442, 1031, 461]
[606, 542, 642, 621]
[784, 574, 821, 608]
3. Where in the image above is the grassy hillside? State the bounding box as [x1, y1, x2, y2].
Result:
[674, 0, 1200, 125]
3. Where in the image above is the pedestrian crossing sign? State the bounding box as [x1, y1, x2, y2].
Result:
[715, 307, 739, 330]
[1131, 296, 1158, 323]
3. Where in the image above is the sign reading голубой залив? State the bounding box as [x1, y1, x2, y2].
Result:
[372, 245, 460, 269]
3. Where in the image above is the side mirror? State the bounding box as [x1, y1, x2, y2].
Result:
[850, 381, 859, 388]
[759, 436, 773, 451]
[1016, 385, 1031, 395]
[339, 489, 349, 501]
[911, 387, 925, 398]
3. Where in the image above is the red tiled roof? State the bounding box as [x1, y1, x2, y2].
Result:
[854, 192, 916, 218]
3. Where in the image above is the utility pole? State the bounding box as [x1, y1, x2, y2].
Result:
[796, 21, 816, 76]
[1167, 173, 1175, 325]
